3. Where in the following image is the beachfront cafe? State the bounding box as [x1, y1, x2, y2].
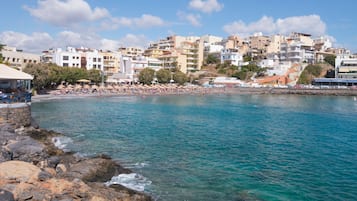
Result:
[0, 64, 33, 104]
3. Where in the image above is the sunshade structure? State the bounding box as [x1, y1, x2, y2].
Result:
[76, 79, 91, 83]
[0, 64, 33, 80]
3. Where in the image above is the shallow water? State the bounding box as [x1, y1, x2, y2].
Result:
[32, 94, 357, 201]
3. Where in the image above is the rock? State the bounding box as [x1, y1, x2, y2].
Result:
[47, 156, 60, 168]
[0, 189, 15, 201]
[5, 136, 47, 163]
[38, 171, 53, 181]
[0, 149, 13, 162]
[0, 161, 41, 183]
[56, 164, 67, 174]
[31, 118, 39, 129]
[66, 157, 131, 182]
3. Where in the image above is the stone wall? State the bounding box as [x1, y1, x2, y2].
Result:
[0, 104, 31, 128]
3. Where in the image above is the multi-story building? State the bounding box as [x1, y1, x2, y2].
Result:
[280, 41, 315, 64]
[147, 35, 205, 73]
[249, 33, 271, 55]
[335, 54, 357, 79]
[1, 46, 40, 70]
[52, 47, 103, 71]
[53, 47, 81, 68]
[202, 35, 224, 60]
[223, 35, 249, 55]
[118, 47, 144, 57]
[267, 35, 285, 54]
[220, 48, 243, 66]
[99, 50, 121, 75]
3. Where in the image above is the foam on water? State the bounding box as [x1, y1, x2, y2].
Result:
[52, 136, 73, 152]
[105, 173, 152, 192]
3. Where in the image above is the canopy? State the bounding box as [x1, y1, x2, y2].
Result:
[77, 79, 91, 83]
[0, 64, 33, 80]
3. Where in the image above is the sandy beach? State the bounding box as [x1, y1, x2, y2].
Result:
[31, 85, 357, 102]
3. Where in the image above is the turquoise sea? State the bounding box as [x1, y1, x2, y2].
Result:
[31, 94, 357, 201]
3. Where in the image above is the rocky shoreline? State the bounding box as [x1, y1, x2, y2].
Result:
[0, 121, 152, 201]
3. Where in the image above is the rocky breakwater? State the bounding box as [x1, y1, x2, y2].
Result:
[0, 121, 152, 201]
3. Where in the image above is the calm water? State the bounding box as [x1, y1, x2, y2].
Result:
[31, 95, 357, 201]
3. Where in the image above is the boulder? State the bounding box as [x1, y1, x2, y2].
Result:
[0, 161, 41, 183]
[5, 136, 47, 163]
[66, 157, 131, 182]
[0, 189, 14, 201]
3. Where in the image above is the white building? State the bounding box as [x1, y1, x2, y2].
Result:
[220, 48, 243, 66]
[52, 47, 103, 71]
[335, 54, 357, 79]
[280, 41, 315, 64]
[85, 50, 103, 71]
[1, 46, 40, 71]
[53, 47, 81, 68]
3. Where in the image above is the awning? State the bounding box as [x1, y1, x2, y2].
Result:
[0, 64, 33, 80]
[76, 79, 91, 83]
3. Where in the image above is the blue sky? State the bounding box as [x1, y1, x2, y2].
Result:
[0, 0, 356, 53]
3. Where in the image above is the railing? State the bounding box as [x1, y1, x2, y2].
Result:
[0, 92, 32, 104]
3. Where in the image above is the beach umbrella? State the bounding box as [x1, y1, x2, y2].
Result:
[56, 84, 65, 90]
[77, 79, 91, 83]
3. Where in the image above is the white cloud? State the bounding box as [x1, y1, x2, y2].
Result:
[108, 14, 165, 29]
[0, 31, 54, 53]
[24, 0, 109, 27]
[0, 31, 149, 53]
[177, 11, 201, 27]
[223, 15, 326, 37]
[117, 34, 150, 48]
[188, 0, 223, 13]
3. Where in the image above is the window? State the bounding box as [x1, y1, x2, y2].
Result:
[93, 64, 97, 68]
[63, 63, 68, 67]
[63, 56, 69, 60]
[98, 58, 101, 62]
[93, 58, 97, 62]
[73, 56, 75, 59]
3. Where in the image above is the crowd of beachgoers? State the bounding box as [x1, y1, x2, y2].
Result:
[49, 83, 227, 96]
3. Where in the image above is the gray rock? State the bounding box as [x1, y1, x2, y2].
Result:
[0, 189, 15, 201]
[66, 157, 131, 182]
[38, 171, 53, 181]
[47, 156, 60, 168]
[6, 136, 47, 162]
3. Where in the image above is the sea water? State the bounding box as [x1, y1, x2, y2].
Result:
[31, 94, 357, 201]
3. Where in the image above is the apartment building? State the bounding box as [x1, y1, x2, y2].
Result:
[224, 35, 249, 55]
[118, 47, 144, 57]
[52, 47, 103, 71]
[147, 35, 205, 73]
[249, 34, 271, 55]
[267, 35, 285, 54]
[100, 50, 121, 75]
[1, 46, 40, 70]
[221, 48, 243, 66]
[335, 54, 357, 79]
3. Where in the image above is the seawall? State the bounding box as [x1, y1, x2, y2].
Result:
[0, 103, 31, 128]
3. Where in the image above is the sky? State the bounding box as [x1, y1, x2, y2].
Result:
[0, 0, 356, 54]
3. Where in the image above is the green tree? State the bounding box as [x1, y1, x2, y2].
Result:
[0, 44, 4, 63]
[243, 55, 252, 62]
[173, 71, 188, 85]
[138, 68, 155, 85]
[324, 55, 336, 67]
[205, 54, 220, 65]
[87, 69, 102, 84]
[156, 69, 171, 84]
[23, 63, 52, 90]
